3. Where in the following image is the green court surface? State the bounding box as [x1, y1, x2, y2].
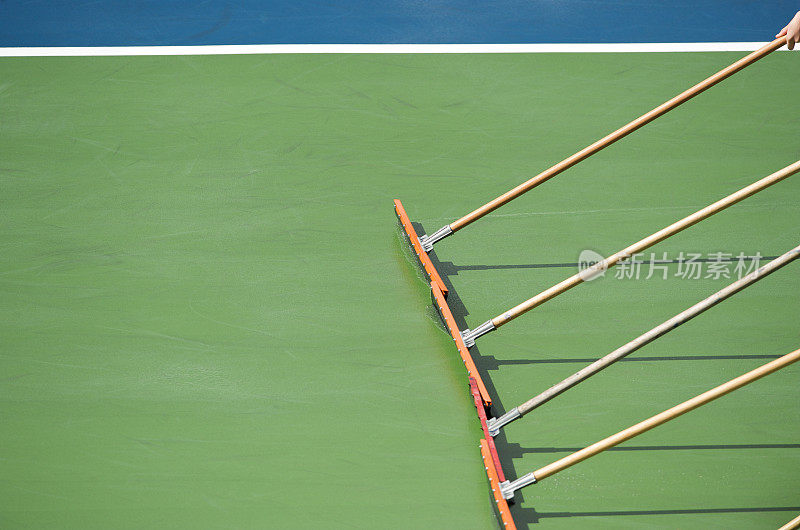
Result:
[2, 52, 798, 528]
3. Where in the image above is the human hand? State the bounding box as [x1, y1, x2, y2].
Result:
[776, 11, 800, 50]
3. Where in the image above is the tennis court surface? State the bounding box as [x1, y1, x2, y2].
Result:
[2, 44, 799, 528]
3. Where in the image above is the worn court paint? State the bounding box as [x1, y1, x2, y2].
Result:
[0, 1, 797, 47]
[1, 52, 798, 528]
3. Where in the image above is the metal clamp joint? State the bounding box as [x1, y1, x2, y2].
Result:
[419, 225, 453, 252]
[486, 407, 521, 437]
[499, 472, 537, 500]
[460, 320, 496, 348]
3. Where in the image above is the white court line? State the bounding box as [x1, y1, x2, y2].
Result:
[0, 42, 788, 57]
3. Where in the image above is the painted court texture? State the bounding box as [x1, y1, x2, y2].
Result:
[2, 3, 800, 528]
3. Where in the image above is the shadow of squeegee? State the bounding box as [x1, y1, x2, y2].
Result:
[534, 506, 800, 520]
[506, 442, 800, 456]
[482, 354, 781, 369]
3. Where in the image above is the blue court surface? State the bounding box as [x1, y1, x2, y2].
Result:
[1, 1, 798, 46]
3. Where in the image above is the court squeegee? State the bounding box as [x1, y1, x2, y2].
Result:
[404, 37, 786, 253]
[457, 160, 800, 347]
[487, 242, 800, 435]
[497, 346, 800, 500]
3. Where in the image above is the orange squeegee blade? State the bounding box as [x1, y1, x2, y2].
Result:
[393, 199, 448, 296]
[431, 281, 492, 407]
[469, 377, 505, 481]
[480, 438, 517, 530]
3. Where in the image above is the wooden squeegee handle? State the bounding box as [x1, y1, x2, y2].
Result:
[491, 159, 800, 328]
[515, 243, 800, 416]
[448, 37, 786, 233]
[533, 347, 800, 481]
[779, 514, 800, 530]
